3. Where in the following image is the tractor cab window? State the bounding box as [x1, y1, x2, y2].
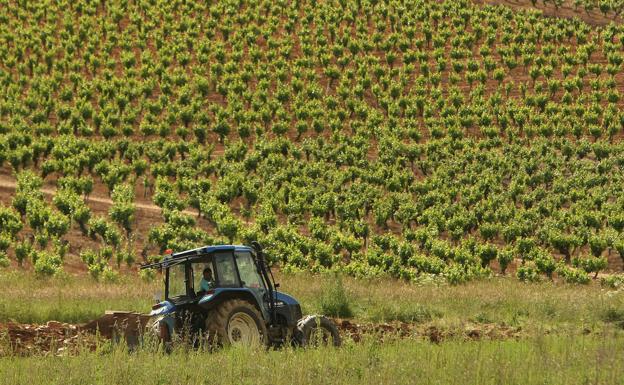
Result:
[192, 257, 215, 295]
[168, 263, 187, 298]
[235, 251, 264, 289]
[214, 251, 238, 287]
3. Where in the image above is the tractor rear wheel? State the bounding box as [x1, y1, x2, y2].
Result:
[295, 315, 341, 347]
[206, 299, 267, 347]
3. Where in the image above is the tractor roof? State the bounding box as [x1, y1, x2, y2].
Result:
[170, 244, 253, 259]
[140, 245, 254, 270]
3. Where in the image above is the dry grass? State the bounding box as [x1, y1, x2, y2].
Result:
[0, 271, 159, 324]
[279, 272, 624, 330]
[2, 269, 624, 334]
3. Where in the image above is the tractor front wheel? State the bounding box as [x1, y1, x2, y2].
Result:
[206, 299, 268, 347]
[295, 315, 341, 347]
[146, 315, 173, 353]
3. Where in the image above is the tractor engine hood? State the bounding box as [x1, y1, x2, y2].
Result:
[150, 300, 176, 316]
[274, 291, 299, 307]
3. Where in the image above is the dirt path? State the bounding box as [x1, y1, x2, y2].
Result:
[0, 173, 198, 217]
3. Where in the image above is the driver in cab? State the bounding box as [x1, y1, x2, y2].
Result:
[200, 267, 215, 293]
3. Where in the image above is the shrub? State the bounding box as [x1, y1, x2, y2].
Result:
[557, 265, 591, 285]
[601, 274, 624, 289]
[109, 183, 136, 234]
[516, 237, 537, 261]
[572, 255, 608, 278]
[81, 248, 112, 281]
[517, 263, 540, 282]
[313, 242, 338, 268]
[139, 268, 156, 282]
[588, 234, 608, 258]
[319, 274, 353, 318]
[476, 243, 498, 268]
[45, 211, 70, 238]
[479, 222, 499, 240]
[88, 216, 122, 248]
[0, 233, 10, 252]
[101, 267, 120, 284]
[116, 248, 135, 268]
[548, 230, 579, 262]
[0, 251, 9, 268]
[0, 205, 22, 237]
[497, 247, 515, 275]
[34, 232, 49, 249]
[14, 240, 32, 266]
[443, 263, 477, 285]
[33, 251, 63, 276]
[216, 215, 240, 244]
[408, 254, 445, 275]
[613, 238, 624, 268]
[535, 252, 557, 279]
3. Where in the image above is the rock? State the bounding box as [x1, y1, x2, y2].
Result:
[46, 321, 64, 330]
[465, 328, 481, 339]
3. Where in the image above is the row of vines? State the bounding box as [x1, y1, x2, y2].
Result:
[540, 0, 624, 18]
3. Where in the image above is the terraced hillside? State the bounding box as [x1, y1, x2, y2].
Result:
[480, 0, 624, 26]
[1, 0, 624, 283]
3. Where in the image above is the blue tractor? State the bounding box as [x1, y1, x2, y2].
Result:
[140, 242, 341, 348]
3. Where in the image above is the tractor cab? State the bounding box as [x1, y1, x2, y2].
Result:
[164, 247, 265, 294]
[163, 246, 269, 313]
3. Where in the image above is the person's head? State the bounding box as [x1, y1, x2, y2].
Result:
[203, 267, 213, 280]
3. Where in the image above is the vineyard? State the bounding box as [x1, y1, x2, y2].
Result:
[1, 0, 624, 285]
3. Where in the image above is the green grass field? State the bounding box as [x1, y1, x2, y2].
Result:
[2, 335, 624, 385]
[2, 270, 624, 331]
[3, 272, 624, 383]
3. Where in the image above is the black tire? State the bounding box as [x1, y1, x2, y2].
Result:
[295, 315, 341, 347]
[205, 299, 268, 347]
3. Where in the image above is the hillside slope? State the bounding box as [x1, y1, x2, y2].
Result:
[0, 0, 623, 282]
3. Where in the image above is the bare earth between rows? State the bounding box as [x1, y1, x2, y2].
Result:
[0, 319, 524, 356]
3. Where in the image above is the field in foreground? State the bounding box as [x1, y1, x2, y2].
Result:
[3, 270, 624, 351]
[3, 272, 624, 382]
[2, 335, 624, 385]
